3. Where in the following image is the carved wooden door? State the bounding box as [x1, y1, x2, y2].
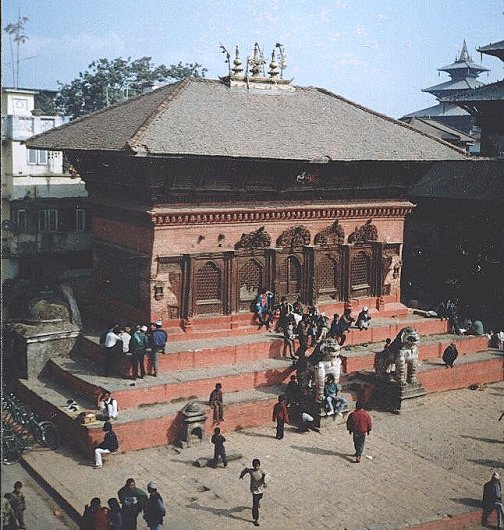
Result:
[193, 260, 223, 316]
[349, 247, 373, 298]
[237, 257, 263, 312]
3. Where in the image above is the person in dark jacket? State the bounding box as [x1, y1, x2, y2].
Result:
[131, 325, 149, 379]
[117, 478, 148, 530]
[80, 497, 109, 530]
[442, 342, 459, 368]
[143, 482, 166, 530]
[210, 427, 228, 467]
[149, 321, 168, 377]
[209, 383, 224, 424]
[482, 472, 503, 529]
[107, 498, 123, 530]
[10, 481, 26, 529]
[272, 395, 290, 440]
[94, 421, 119, 468]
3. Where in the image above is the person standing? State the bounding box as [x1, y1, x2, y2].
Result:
[2, 494, 17, 530]
[103, 326, 122, 376]
[79, 497, 109, 530]
[239, 459, 268, 527]
[131, 325, 149, 379]
[209, 383, 224, 424]
[94, 421, 119, 468]
[107, 498, 123, 530]
[149, 321, 168, 377]
[482, 472, 503, 529]
[272, 395, 289, 440]
[210, 427, 228, 467]
[346, 401, 372, 463]
[117, 478, 148, 530]
[9, 481, 26, 530]
[143, 482, 166, 530]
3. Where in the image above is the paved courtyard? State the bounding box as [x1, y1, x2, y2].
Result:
[20, 381, 504, 530]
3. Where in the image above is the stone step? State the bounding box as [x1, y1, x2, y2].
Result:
[79, 314, 450, 377]
[44, 355, 295, 409]
[16, 350, 502, 458]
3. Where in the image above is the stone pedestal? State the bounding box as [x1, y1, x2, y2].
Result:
[351, 371, 427, 413]
[179, 402, 207, 446]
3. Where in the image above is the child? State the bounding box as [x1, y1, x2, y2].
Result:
[210, 427, 228, 468]
[10, 481, 26, 530]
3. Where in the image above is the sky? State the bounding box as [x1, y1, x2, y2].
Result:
[1, 0, 503, 119]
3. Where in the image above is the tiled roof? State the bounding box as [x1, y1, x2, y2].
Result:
[401, 118, 474, 144]
[443, 80, 504, 103]
[410, 160, 504, 202]
[477, 40, 504, 61]
[437, 59, 489, 73]
[422, 78, 485, 94]
[28, 78, 466, 162]
[402, 103, 470, 118]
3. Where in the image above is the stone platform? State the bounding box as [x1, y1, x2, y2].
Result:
[13, 311, 502, 460]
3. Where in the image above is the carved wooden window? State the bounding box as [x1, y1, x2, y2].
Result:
[351, 252, 370, 288]
[317, 254, 338, 299]
[194, 261, 222, 315]
[239, 259, 262, 301]
[283, 255, 301, 295]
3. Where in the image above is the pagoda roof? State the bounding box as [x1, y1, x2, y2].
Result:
[477, 40, 504, 61]
[410, 160, 504, 203]
[437, 59, 489, 74]
[443, 80, 504, 103]
[402, 102, 469, 118]
[27, 77, 466, 162]
[423, 77, 486, 95]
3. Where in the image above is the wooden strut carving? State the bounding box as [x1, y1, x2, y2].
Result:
[314, 220, 345, 246]
[276, 225, 311, 248]
[234, 225, 272, 250]
[348, 219, 378, 244]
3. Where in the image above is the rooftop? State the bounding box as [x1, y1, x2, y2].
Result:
[27, 77, 466, 163]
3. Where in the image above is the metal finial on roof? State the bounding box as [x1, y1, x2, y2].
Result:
[232, 45, 243, 76]
[458, 40, 471, 62]
[248, 43, 265, 77]
[275, 43, 287, 79]
[269, 49, 279, 79]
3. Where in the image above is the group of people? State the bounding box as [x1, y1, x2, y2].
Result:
[80, 478, 165, 530]
[100, 321, 168, 379]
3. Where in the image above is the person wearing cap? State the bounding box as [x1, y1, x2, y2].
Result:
[131, 325, 149, 379]
[356, 307, 372, 331]
[149, 321, 168, 377]
[482, 472, 503, 529]
[143, 481, 166, 530]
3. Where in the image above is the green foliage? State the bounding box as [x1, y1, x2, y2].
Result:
[35, 91, 57, 115]
[56, 56, 207, 119]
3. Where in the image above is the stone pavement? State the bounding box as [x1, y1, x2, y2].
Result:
[21, 382, 504, 530]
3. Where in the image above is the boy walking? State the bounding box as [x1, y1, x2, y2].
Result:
[347, 401, 372, 463]
[10, 481, 26, 529]
[210, 427, 228, 468]
[239, 459, 268, 527]
[272, 395, 289, 440]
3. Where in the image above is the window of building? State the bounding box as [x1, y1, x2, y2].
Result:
[27, 149, 48, 165]
[76, 208, 86, 232]
[39, 209, 58, 232]
[17, 209, 28, 233]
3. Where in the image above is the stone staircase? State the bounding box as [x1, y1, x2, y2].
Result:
[14, 311, 503, 459]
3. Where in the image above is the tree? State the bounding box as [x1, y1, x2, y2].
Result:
[56, 56, 207, 119]
[4, 15, 29, 88]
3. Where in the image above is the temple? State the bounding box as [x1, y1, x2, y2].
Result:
[402, 40, 489, 135]
[28, 44, 467, 334]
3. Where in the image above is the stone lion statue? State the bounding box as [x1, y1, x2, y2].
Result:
[376, 327, 420, 386]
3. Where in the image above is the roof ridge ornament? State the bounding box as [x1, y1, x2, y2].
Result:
[220, 42, 294, 92]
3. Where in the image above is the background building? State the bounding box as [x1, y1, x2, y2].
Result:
[1, 88, 91, 287]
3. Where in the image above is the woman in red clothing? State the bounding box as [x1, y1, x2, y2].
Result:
[79, 497, 109, 530]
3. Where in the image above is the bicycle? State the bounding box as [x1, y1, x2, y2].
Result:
[2, 393, 61, 450]
[2, 421, 32, 464]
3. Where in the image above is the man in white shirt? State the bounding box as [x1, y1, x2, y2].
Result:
[103, 326, 121, 376]
[99, 390, 118, 420]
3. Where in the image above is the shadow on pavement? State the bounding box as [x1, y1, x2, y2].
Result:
[461, 434, 503, 444]
[451, 497, 482, 508]
[468, 458, 504, 468]
[186, 502, 250, 522]
[289, 445, 352, 461]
